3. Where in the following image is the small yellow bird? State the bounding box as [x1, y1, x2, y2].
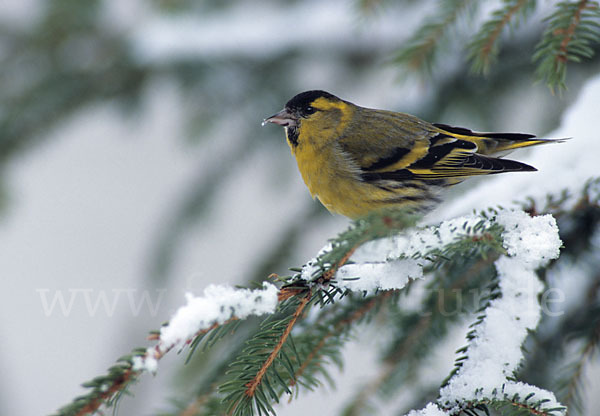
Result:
[264, 90, 560, 219]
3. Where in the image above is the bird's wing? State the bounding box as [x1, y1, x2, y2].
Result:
[339, 113, 537, 184]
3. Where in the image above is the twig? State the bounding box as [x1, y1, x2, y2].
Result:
[461, 399, 557, 416]
[322, 245, 360, 281]
[72, 317, 240, 416]
[244, 291, 312, 397]
[556, 0, 591, 63]
[404, 0, 472, 70]
[74, 371, 133, 416]
[509, 401, 556, 416]
[67, 267, 339, 414]
[278, 286, 307, 301]
[480, 0, 530, 59]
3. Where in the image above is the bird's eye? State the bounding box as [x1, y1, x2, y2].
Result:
[304, 106, 316, 115]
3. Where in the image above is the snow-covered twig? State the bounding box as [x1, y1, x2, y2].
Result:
[409, 211, 565, 415]
[132, 283, 279, 372]
[59, 208, 565, 416]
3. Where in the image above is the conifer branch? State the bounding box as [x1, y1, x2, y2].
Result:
[346, 259, 497, 413]
[48, 352, 140, 416]
[516, 183, 600, 415]
[468, 0, 535, 74]
[58, 286, 313, 416]
[558, 1, 593, 62]
[321, 245, 360, 281]
[56, 316, 244, 416]
[394, 0, 475, 73]
[245, 291, 312, 398]
[54, 204, 580, 416]
[479, 397, 565, 416]
[392, 0, 600, 91]
[344, 237, 502, 414]
[435, 212, 564, 416]
[302, 209, 419, 285]
[54, 211, 416, 416]
[73, 368, 135, 416]
[534, 0, 600, 92]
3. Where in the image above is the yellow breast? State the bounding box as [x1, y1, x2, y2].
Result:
[289, 132, 378, 219]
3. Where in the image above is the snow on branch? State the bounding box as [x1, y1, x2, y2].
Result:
[132, 283, 279, 372]
[128, 208, 565, 416]
[303, 213, 496, 292]
[409, 211, 565, 415]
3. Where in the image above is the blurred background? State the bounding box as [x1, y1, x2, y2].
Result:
[0, 0, 598, 415]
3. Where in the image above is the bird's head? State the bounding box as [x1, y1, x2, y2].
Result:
[263, 90, 351, 147]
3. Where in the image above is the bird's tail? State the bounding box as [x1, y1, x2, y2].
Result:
[434, 123, 567, 156]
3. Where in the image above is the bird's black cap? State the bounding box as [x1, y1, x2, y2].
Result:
[285, 90, 338, 111]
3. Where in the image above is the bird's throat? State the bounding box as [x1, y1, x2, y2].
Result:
[285, 126, 299, 147]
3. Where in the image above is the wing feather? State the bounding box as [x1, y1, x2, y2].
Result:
[339, 108, 541, 186]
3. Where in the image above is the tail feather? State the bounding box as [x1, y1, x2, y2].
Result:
[433, 123, 567, 156]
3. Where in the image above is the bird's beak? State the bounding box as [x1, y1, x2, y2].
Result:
[262, 108, 297, 127]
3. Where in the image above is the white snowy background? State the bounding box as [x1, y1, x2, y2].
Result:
[0, 1, 599, 415]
